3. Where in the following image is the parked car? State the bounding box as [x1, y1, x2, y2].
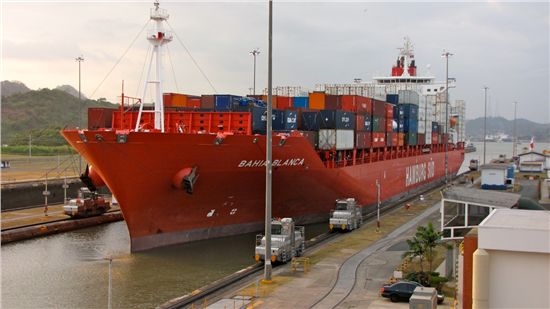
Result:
[380, 280, 444, 304]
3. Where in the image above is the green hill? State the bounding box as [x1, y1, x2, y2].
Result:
[2, 88, 117, 146]
[465, 117, 549, 142]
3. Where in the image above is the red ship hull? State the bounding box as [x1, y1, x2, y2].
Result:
[62, 130, 463, 251]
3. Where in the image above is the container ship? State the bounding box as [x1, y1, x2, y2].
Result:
[61, 3, 465, 252]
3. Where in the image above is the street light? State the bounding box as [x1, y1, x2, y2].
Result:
[249, 48, 260, 96]
[482, 86, 489, 165]
[513, 101, 518, 158]
[76, 56, 84, 173]
[441, 50, 453, 184]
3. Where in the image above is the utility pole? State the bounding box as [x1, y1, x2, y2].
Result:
[263, 0, 273, 283]
[28, 134, 32, 163]
[108, 258, 112, 309]
[442, 50, 453, 184]
[483, 86, 489, 165]
[376, 179, 381, 233]
[513, 101, 518, 158]
[76, 56, 84, 173]
[249, 48, 260, 96]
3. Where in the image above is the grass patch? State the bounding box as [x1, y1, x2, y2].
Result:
[2, 145, 76, 156]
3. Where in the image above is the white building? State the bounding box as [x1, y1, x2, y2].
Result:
[480, 164, 508, 190]
[472, 209, 550, 309]
[518, 151, 548, 172]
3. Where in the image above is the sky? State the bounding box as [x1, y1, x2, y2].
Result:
[2, 1, 549, 123]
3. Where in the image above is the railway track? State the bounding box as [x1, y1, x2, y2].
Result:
[162, 172, 470, 309]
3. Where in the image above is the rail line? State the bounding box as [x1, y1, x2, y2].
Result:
[162, 172, 469, 309]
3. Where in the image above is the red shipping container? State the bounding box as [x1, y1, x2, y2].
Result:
[372, 132, 386, 148]
[385, 103, 394, 119]
[372, 99, 386, 117]
[356, 96, 372, 114]
[355, 114, 365, 131]
[342, 95, 363, 111]
[392, 133, 398, 146]
[187, 98, 201, 109]
[355, 132, 372, 149]
[386, 132, 393, 147]
[324, 95, 342, 110]
[275, 96, 293, 109]
[432, 133, 439, 144]
[201, 95, 215, 109]
[418, 133, 425, 145]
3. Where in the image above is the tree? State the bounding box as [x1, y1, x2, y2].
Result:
[416, 222, 441, 272]
[402, 236, 425, 273]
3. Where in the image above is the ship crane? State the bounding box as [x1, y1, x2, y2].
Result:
[135, 1, 173, 133]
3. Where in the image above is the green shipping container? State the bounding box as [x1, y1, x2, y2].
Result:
[405, 132, 417, 145]
[371, 115, 385, 133]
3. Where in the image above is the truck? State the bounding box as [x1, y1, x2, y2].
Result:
[255, 218, 305, 264]
[469, 159, 479, 171]
[329, 198, 363, 232]
[63, 187, 111, 218]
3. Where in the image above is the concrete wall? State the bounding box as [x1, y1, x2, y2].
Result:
[1, 179, 110, 210]
[486, 250, 550, 309]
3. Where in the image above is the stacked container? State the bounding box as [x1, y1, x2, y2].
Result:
[318, 110, 355, 150]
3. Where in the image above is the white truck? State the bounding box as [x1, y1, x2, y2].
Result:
[329, 198, 363, 232]
[255, 218, 305, 264]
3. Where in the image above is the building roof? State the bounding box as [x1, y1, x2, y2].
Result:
[520, 161, 544, 166]
[442, 187, 521, 208]
[480, 163, 509, 170]
[478, 209, 550, 254]
[518, 151, 548, 157]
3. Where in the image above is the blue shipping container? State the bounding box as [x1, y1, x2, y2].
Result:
[300, 111, 321, 131]
[319, 110, 355, 129]
[272, 109, 285, 131]
[284, 110, 298, 130]
[393, 105, 404, 120]
[214, 94, 242, 111]
[399, 104, 418, 119]
[293, 97, 309, 109]
[431, 121, 439, 133]
[251, 107, 267, 134]
[386, 94, 399, 105]
[403, 118, 418, 132]
[506, 166, 514, 179]
[364, 116, 372, 132]
[397, 119, 405, 132]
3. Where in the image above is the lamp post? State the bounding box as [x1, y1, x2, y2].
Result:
[376, 179, 381, 232]
[483, 86, 489, 165]
[76, 56, 84, 173]
[249, 49, 260, 96]
[263, 0, 273, 283]
[513, 101, 518, 158]
[441, 50, 453, 184]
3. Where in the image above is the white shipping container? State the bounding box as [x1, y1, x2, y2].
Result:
[425, 132, 432, 144]
[319, 129, 354, 150]
[418, 120, 426, 133]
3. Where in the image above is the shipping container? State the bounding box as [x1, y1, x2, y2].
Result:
[431, 121, 439, 133]
[283, 110, 298, 130]
[386, 94, 399, 105]
[405, 132, 417, 145]
[425, 132, 432, 145]
[300, 111, 321, 131]
[251, 107, 267, 134]
[319, 110, 355, 130]
[403, 118, 418, 133]
[275, 96, 293, 110]
[89, 108, 115, 129]
[386, 118, 394, 133]
[356, 96, 372, 114]
[271, 109, 285, 131]
[297, 130, 318, 149]
[372, 132, 386, 148]
[214, 94, 242, 111]
[399, 104, 418, 119]
[386, 132, 396, 147]
[393, 105, 404, 119]
[397, 119, 405, 132]
[324, 95, 342, 110]
[355, 132, 372, 149]
[309, 92, 326, 110]
[364, 116, 372, 132]
[372, 99, 386, 117]
[355, 114, 365, 131]
[417, 133, 425, 145]
[163, 93, 189, 107]
[293, 97, 309, 109]
[319, 129, 354, 150]
[201, 95, 215, 109]
[432, 132, 439, 144]
[341, 95, 356, 111]
[371, 115, 386, 133]
[418, 120, 426, 134]
[398, 132, 405, 146]
[385, 103, 394, 119]
[398, 90, 420, 105]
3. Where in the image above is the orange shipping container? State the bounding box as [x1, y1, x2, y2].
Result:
[341, 95, 358, 111]
[163, 93, 188, 107]
[308, 92, 326, 110]
[398, 133, 405, 146]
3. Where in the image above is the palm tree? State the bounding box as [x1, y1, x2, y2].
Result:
[402, 236, 425, 273]
[416, 222, 441, 272]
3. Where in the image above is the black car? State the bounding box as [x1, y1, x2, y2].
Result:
[380, 281, 444, 304]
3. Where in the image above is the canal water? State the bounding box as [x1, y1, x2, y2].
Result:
[3, 142, 548, 308]
[1, 220, 327, 309]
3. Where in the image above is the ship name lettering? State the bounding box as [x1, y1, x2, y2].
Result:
[405, 161, 435, 187]
[238, 158, 305, 168]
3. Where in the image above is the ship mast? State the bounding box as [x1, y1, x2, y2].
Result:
[135, 1, 173, 132]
